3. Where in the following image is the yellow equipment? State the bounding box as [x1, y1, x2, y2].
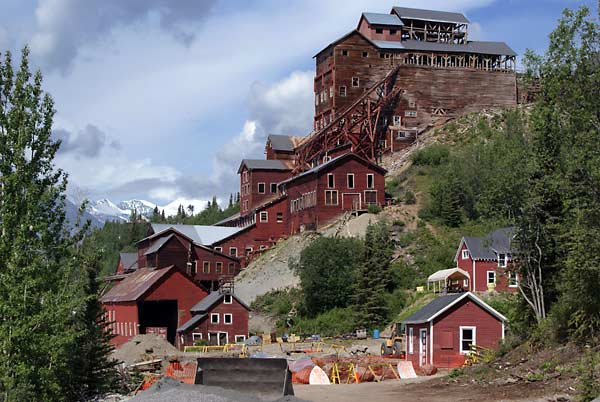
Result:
[380, 323, 405, 357]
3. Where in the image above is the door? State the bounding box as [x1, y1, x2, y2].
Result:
[342, 193, 360, 211]
[419, 328, 428, 367]
[208, 332, 228, 346]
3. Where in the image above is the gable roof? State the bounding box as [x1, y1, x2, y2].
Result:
[314, 30, 374, 58]
[279, 152, 387, 186]
[237, 159, 293, 174]
[177, 313, 207, 333]
[147, 224, 246, 246]
[392, 6, 469, 24]
[190, 291, 250, 313]
[143, 234, 175, 256]
[267, 135, 303, 152]
[403, 292, 507, 324]
[455, 227, 516, 262]
[100, 266, 176, 303]
[119, 252, 138, 272]
[361, 12, 404, 27]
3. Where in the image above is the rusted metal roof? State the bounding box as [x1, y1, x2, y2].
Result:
[100, 266, 175, 303]
[143, 234, 175, 256]
[237, 159, 293, 173]
[392, 6, 469, 24]
[119, 252, 139, 271]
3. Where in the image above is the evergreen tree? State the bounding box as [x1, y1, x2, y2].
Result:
[354, 222, 393, 328]
[161, 209, 166, 221]
[228, 193, 233, 208]
[0, 47, 84, 400]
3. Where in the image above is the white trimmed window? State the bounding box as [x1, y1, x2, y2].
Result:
[203, 261, 210, 274]
[498, 253, 507, 267]
[364, 190, 377, 205]
[339, 86, 346, 97]
[192, 333, 203, 342]
[352, 77, 359, 87]
[508, 271, 519, 287]
[235, 335, 246, 343]
[276, 212, 283, 223]
[329, 87, 333, 98]
[327, 174, 335, 188]
[245, 247, 253, 255]
[347, 174, 354, 189]
[460, 326, 476, 354]
[229, 247, 237, 257]
[366, 173, 374, 189]
[224, 314, 233, 325]
[258, 182, 265, 194]
[270, 183, 277, 193]
[408, 327, 414, 354]
[487, 271, 496, 284]
[214, 247, 222, 252]
[224, 294, 233, 304]
[461, 249, 469, 260]
[405, 110, 417, 118]
[216, 262, 222, 274]
[393, 115, 401, 126]
[259, 211, 268, 222]
[210, 313, 219, 324]
[228, 262, 235, 274]
[325, 190, 338, 206]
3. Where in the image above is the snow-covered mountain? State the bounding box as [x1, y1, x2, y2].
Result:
[117, 199, 157, 217]
[89, 199, 130, 222]
[160, 198, 208, 217]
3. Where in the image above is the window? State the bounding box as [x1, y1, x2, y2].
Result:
[508, 271, 519, 287]
[408, 327, 414, 354]
[245, 247, 253, 255]
[362, 51, 369, 58]
[259, 211, 268, 222]
[259, 245, 267, 250]
[327, 173, 335, 188]
[498, 253, 507, 267]
[329, 87, 333, 98]
[390, 29, 397, 35]
[393, 115, 401, 126]
[409, 99, 416, 108]
[224, 294, 233, 304]
[192, 333, 203, 342]
[192, 261, 198, 275]
[364, 190, 377, 205]
[210, 313, 219, 324]
[229, 247, 237, 257]
[276, 212, 283, 223]
[235, 335, 246, 343]
[270, 183, 277, 193]
[258, 182, 265, 194]
[347, 174, 354, 189]
[375, 28, 383, 34]
[367, 173, 374, 189]
[325, 190, 338, 205]
[203, 261, 210, 274]
[397, 131, 407, 139]
[460, 326, 476, 354]
[461, 249, 469, 260]
[487, 271, 496, 284]
[405, 110, 417, 117]
[352, 77, 359, 87]
[214, 247, 222, 252]
[216, 262, 222, 274]
[323, 155, 331, 163]
[242, 171, 248, 182]
[341, 49, 348, 56]
[224, 314, 233, 325]
[315, 94, 319, 106]
[339, 86, 346, 97]
[228, 263, 235, 274]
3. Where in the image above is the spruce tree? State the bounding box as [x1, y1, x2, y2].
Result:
[0, 48, 81, 400]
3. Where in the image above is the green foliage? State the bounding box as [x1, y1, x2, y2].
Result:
[411, 144, 450, 166]
[404, 190, 416, 205]
[354, 222, 394, 329]
[576, 350, 600, 402]
[367, 204, 382, 214]
[292, 236, 363, 316]
[194, 339, 209, 347]
[448, 368, 464, 378]
[251, 288, 303, 327]
[390, 261, 418, 290]
[291, 307, 356, 337]
[385, 288, 409, 320]
[150, 194, 240, 226]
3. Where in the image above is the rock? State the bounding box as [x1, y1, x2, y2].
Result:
[421, 364, 437, 376]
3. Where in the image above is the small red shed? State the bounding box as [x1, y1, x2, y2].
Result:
[100, 265, 208, 348]
[177, 291, 250, 347]
[403, 292, 507, 369]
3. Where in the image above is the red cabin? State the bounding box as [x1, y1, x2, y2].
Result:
[177, 291, 250, 347]
[455, 227, 518, 292]
[100, 265, 208, 348]
[403, 292, 507, 369]
[238, 159, 292, 214]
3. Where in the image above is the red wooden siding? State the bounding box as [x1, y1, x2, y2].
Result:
[456, 243, 517, 293]
[240, 167, 291, 214]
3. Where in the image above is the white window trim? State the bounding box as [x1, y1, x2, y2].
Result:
[210, 313, 219, 324]
[235, 335, 246, 343]
[192, 332, 203, 341]
[408, 327, 414, 354]
[498, 253, 507, 268]
[327, 173, 335, 188]
[393, 115, 401, 126]
[224, 313, 233, 325]
[487, 271, 496, 284]
[459, 326, 476, 354]
[352, 76, 359, 87]
[461, 249, 469, 260]
[325, 190, 339, 206]
[347, 173, 355, 189]
[366, 173, 374, 189]
[229, 247, 237, 257]
[276, 213, 283, 223]
[508, 272, 519, 288]
[270, 183, 277, 193]
[339, 86, 346, 97]
[259, 211, 268, 223]
[364, 190, 378, 205]
[203, 261, 210, 273]
[224, 294, 233, 304]
[215, 262, 223, 273]
[214, 247, 222, 252]
[258, 182, 266, 194]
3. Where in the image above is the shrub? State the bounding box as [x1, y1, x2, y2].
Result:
[411, 144, 450, 166]
[404, 191, 416, 205]
[291, 307, 356, 337]
[368, 204, 382, 214]
[194, 339, 208, 347]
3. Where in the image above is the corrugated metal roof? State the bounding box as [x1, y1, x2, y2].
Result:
[462, 227, 516, 261]
[190, 291, 250, 313]
[149, 224, 245, 246]
[371, 39, 516, 56]
[237, 159, 293, 173]
[392, 6, 469, 24]
[362, 12, 404, 26]
[267, 135, 295, 152]
[403, 292, 507, 324]
[143, 234, 174, 256]
[119, 252, 138, 271]
[100, 266, 174, 303]
[177, 313, 207, 333]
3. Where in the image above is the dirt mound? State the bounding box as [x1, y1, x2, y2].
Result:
[112, 334, 180, 367]
[235, 234, 317, 305]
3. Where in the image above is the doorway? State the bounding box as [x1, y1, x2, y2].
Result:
[419, 328, 428, 367]
[208, 331, 228, 346]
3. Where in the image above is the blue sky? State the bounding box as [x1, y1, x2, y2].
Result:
[0, 0, 596, 205]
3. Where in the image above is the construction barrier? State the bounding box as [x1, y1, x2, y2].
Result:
[165, 361, 197, 384]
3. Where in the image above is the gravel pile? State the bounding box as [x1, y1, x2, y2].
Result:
[112, 334, 180, 366]
[129, 377, 308, 402]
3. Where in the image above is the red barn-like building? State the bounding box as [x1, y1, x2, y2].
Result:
[403, 292, 507, 369]
[177, 291, 250, 347]
[101, 266, 208, 348]
[455, 227, 518, 292]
